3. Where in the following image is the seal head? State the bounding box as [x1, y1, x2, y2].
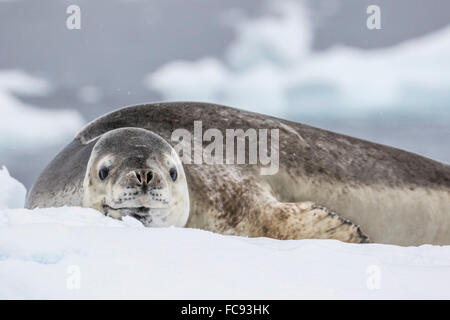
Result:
[82, 127, 189, 227]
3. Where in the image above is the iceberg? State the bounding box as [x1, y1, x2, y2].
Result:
[146, 0, 450, 120]
[0, 70, 84, 155]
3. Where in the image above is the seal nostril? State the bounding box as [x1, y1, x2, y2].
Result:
[147, 171, 153, 183]
[135, 172, 142, 184]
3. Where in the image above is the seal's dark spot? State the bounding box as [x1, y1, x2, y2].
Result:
[99, 167, 109, 181]
[169, 167, 177, 182]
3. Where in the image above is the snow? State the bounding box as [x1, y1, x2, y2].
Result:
[0, 70, 84, 153]
[0, 167, 26, 209]
[146, 0, 450, 119]
[0, 167, 450, 299]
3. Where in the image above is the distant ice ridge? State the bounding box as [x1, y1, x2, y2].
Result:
[146, 0, 450, 119]
[0, 70, 84, 153]
[1, 166, 450, 299]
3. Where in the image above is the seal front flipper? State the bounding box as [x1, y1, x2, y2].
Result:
[257, 200, 370, 243]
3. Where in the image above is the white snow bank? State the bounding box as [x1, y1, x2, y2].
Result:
[146, 0, 450, 118]
[1, 207, 450, 299]
[0, 166, 26, 209]
[0, 168, 450, 299]
[0, 70, 84, 152]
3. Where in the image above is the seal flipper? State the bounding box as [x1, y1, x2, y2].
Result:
[257, 201, 370, 243]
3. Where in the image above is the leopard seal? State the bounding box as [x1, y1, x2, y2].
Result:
[26, 102, 450, 245]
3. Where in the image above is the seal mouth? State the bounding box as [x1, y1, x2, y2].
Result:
[103, 205, 152, 220]
[102, 205, 151, 218]
[102, 204, 170, 227]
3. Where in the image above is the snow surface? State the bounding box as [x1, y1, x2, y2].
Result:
[0, 167, 450, 299]
[0, 70, 84, 153]
[146, 0, 450, 119]
[0, 166, 26, 210]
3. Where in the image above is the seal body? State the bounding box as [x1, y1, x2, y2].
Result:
[26, 102, 450, 245]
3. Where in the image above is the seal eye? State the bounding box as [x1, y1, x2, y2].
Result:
[99, 167, 109, 181]
[169, 168, 177, 182]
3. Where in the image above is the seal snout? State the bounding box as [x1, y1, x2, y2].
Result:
[116, 167, 171, 209]
[125, 168, 165, 190]
[130, 169, 154, 186]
